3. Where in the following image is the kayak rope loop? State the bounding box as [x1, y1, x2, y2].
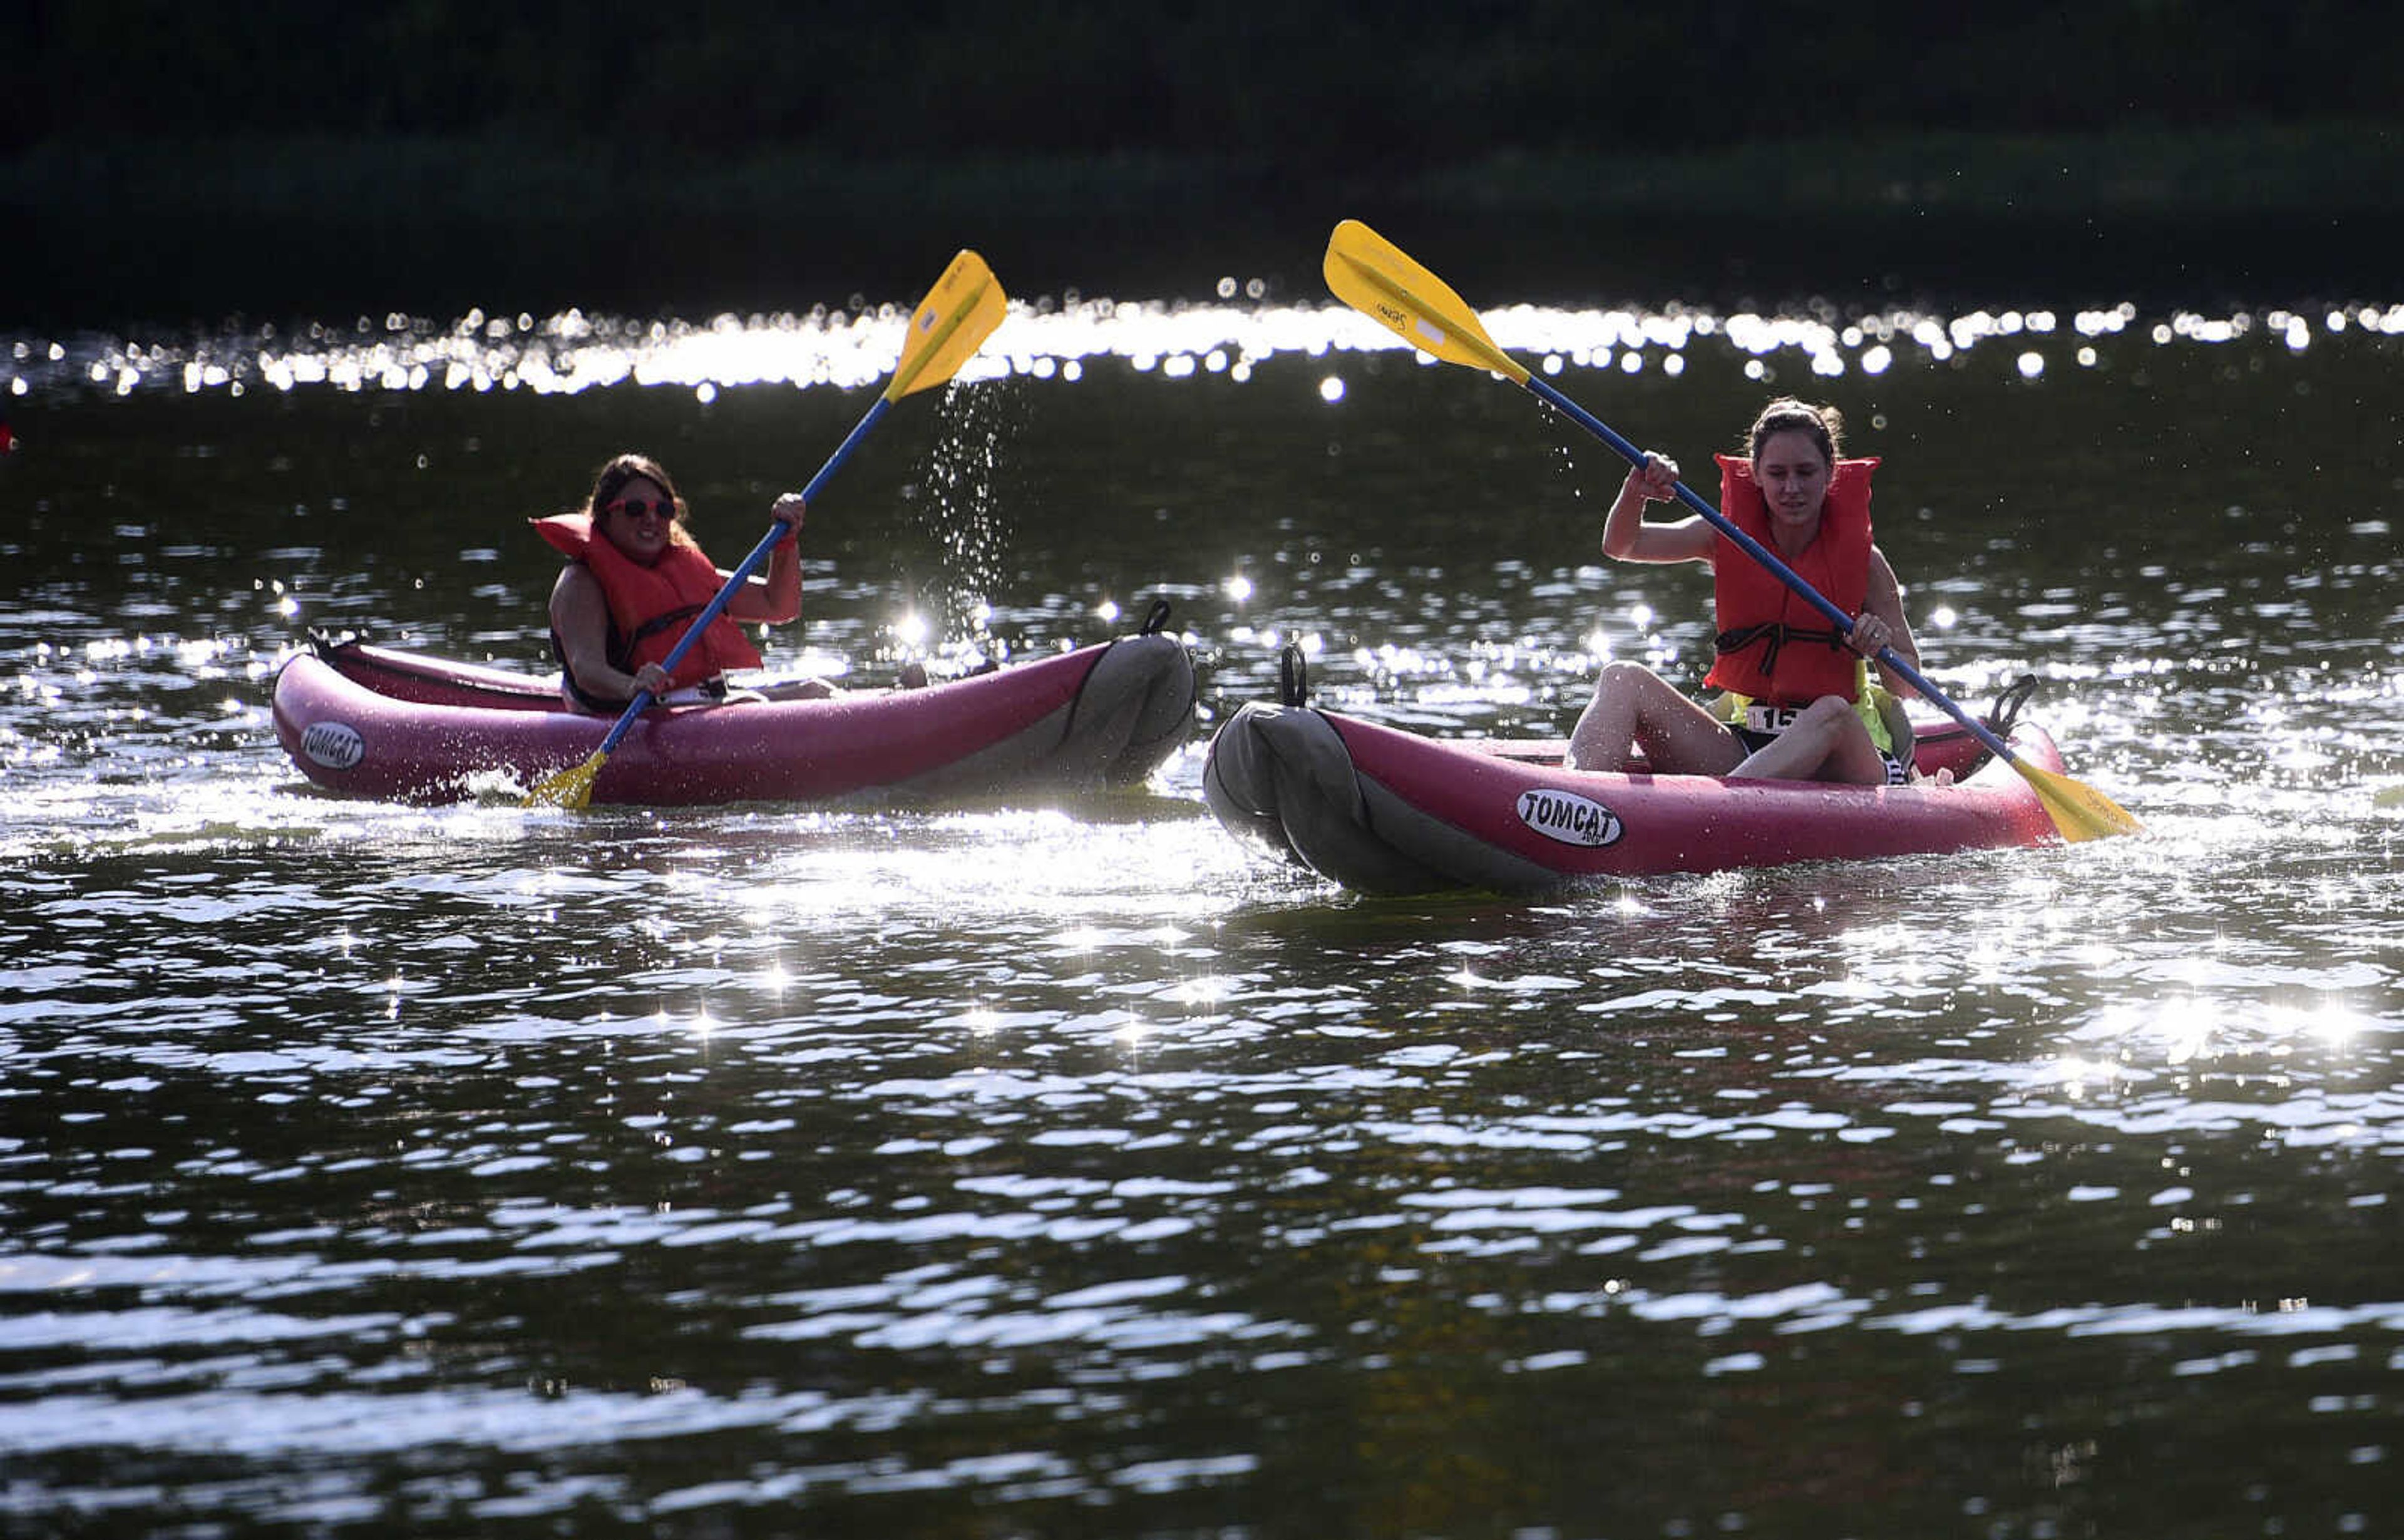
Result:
[1986, 674, 2039, 740]
[306, 627, 362, 661]
[1278, 644, 1309, 707]
[1949, 672, 2039, 779]
[1140, 597, 1173, 636]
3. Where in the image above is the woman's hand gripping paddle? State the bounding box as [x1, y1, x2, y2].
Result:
[525, 249, 1007, 809]
[1321, 218, 2140, 842]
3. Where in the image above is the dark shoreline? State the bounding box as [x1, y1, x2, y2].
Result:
[12, 123, 2403, 331]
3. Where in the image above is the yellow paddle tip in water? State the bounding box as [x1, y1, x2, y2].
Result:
[523, 751, 605, 810]
[2021, 762, 2144, 843]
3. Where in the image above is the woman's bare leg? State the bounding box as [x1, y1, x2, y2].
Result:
[1566, 662, 1745, 774]
[1728, 696, 1892, 784]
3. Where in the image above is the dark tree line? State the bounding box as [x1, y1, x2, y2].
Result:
[9, 0, 2399, 164]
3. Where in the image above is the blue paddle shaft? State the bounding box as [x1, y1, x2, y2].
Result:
[592, 395, 894, 757]
[1524, 375, 2023, 770]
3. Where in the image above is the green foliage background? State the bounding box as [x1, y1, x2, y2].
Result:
[9, 2, 2403, 324]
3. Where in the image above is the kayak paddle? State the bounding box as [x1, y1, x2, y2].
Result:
[1322, 218, 2141, 843]
[525, 249, 1008, 809]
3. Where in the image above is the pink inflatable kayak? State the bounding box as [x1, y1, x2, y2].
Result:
[1203, 702, 2067, 894]
[274, 630, 1195, 806]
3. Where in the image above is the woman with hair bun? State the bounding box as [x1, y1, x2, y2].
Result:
[1565, 399, 1931, 785]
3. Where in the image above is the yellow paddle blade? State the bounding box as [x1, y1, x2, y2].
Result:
[2018, 761, 2144, 842]
[1323, 218, 1531, 383]
[885, 249, 1007, 402]
[524, 749, 607, 811]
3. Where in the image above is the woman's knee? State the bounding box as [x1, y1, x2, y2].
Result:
[1801, 695, 1863, 736]
[1595, 660, 1668, 701]
[1809, 696, 1890, 780]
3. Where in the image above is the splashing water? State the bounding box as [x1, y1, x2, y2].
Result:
[893, 372, 1026, 667]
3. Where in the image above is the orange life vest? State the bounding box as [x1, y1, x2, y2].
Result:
[532, 513, 763, 701]
[1702, 454, 1879, 706]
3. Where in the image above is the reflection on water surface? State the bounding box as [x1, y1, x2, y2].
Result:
[17, 292, 2404, 403]
[2, 284, 2400, 1537]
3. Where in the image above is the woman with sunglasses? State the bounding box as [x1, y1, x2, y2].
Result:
[534, 453, 824, 712]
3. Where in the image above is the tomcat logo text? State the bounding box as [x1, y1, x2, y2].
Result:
[300, 720, 366, 771]
[1514, 788, 1624, 848]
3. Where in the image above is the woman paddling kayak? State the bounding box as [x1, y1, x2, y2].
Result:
[1566, 398, 1931, 785]
[533, 453, 835, 712]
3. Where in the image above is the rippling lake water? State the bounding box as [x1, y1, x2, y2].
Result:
[4, 281, 2401, 1537]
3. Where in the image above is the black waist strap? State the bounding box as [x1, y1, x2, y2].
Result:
[1715, 620, 1848, 677]
[625, 603, 706, 649]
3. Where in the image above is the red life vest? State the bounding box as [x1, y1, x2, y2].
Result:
[532, 513, 763, 696]
[1703, 454, 1879, 706]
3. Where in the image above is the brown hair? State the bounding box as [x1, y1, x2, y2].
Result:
[1744, 399, 1845, 466]
[580, 453, 688, 527]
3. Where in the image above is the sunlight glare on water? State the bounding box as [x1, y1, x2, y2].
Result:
[4, 272, 2402, 1539]
[19, 297, 2404, 405]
